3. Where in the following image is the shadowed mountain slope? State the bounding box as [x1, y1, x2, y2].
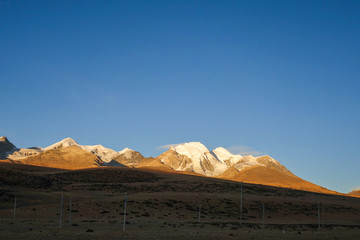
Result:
[0, 137, 16, 159]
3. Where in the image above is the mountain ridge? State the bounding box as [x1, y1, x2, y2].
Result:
[0, 136, 17, 159]
[157, 142, 292, 178]
[0, 137, 352, 196]
[3, 137, 139, 164]
[19, 145, 104, 170]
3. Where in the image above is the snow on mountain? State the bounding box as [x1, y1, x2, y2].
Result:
[80, 145, 119, 163]
[43, 137, 78, 151]
[112, 148, 145, 166]
[233, 155, 259, 171]
[20, 145, 105, 170]
[40, 137, 137, 162]
[6, 147, 42, 160]
[0, 136, 16, 149]
[7, 137, 80, 160]
[211, 147, 242, 166]
[0, 136, 43, 160]
[172, 142, 209, 161]
[160, 142, 228, 176]
[7, 137, 133, 163]
[43, 138, 145, 163]
[118, 147, 135, 157]
[158, 142, 293, 177]
[255, 155, 292, 176]
[4, 137, 293, 178]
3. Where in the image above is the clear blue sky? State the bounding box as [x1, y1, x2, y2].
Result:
[1, 0, 359, 193]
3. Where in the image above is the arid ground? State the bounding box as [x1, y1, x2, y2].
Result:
[0, 162, 359, 240]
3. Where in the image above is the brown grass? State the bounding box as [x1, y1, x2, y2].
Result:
[0, 163, 359, 239]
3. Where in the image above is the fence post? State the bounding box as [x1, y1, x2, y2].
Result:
[240, 182, 243, 225]
[69, 196, 72, 226]
[59, 194, 63, 229]
[262, 202, 265, 229]
[123, 192, 127, 232]
[317, 202, 320, 231]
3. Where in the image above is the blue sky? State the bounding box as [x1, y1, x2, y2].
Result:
[1, 0, 359, 193]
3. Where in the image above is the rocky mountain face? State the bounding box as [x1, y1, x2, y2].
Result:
[105, 160, 128, 167]
[0, 136, 16, 159]
[111, 148, 145, 166]
[158, 145, 227, 176]
[6, 147, 42, 160]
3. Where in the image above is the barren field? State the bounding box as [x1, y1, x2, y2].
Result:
[0, 163, 359, 239]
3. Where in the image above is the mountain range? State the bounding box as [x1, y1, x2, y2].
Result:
[0, 136, 355, 196]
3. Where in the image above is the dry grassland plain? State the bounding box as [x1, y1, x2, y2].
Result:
[0, 163, 359, 240]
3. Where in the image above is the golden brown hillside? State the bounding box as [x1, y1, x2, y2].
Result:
[18, 145, 104, 170]
[348, 190, 360, 197]
[218, 165, 339, 195]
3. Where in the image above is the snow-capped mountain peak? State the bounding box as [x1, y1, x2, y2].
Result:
[172, 142, 210, 160]
[80, 144, 119, 162]
[159, 142, 228, 176]
[117, 147, 138, 159]
[44, 137, 79, 150]
[157, 142, 293, 177]
[119, 147, 134, 154]
[35, 138, 128, 163]
[5, 137, 293, 178]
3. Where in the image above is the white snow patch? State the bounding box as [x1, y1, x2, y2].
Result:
[80, 144, 119, 163]
[171, 142, 228, 176]
[42, 138, 126, 163]
[211, 147, 243, 165]
[173, 142, 209, 160]
[119, 147, 134, 154]
[43, 137, 79, 151]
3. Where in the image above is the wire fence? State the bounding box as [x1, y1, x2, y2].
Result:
[1, 192, 360, 234]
